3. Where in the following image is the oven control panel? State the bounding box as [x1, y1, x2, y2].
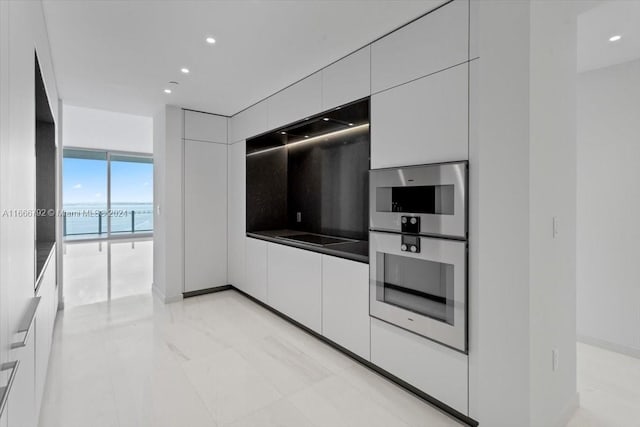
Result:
[401, 216, 420, 234]
[400, 234, 420, 253]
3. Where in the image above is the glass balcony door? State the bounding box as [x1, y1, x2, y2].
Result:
[63, 148, 153, 240]
[109, 154, 153, 235]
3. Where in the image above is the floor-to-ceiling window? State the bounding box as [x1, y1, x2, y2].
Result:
[62, 148, 153, 307]
[62, 149, 108, 238]
[63, 148, 153, 238]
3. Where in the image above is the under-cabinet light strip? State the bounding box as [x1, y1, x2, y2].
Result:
[247, 123, 370, 157]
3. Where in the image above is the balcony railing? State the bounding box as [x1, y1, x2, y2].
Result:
[63, 209, 153, 238]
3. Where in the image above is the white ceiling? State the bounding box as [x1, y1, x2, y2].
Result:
[43, 0, 445, 117]
[578, 0, 640, 73]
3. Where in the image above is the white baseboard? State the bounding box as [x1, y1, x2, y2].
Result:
[578, 335, 640, 359]
[152, 283, 183, 304]
[554, 392, 579, 427]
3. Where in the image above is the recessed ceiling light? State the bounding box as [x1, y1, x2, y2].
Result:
[348, 123, 354, 126]
[609, 35, 622, 42]
[280, 131, 286, 135]
[206, 37, 216, 44]
[304, 135, 309, 138]
[181, 68, 190, 74]
[323, 118, 330, 121]
[164, 89, 172, 94]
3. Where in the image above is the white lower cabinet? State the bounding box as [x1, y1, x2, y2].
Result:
[322, 255, 370, 360]
[240, 242, 469, 415]
[371, 318, 469, 415]
[8, 337, 36, 427]
[245, 238, 268, 302]
[7, 248, 57, 427]
[35, 251, 56, 421]
[267, 243, 322, 333]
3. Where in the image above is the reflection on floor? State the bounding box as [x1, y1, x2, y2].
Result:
[62, 238, 152, 307]
[39, 291, 463, 427]
[568, 342, 640, 427]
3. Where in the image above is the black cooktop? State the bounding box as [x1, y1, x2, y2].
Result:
[280, 234, 351, 246]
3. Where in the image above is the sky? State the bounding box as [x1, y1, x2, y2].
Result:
[63, 157, 153, 205]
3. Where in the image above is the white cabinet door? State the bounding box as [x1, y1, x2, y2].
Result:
[227, 141, 246, 290]
[267, 244, 322, 333]
[371, 62, 468, 169]
[267, 72, 322, 130]
[322, 47, 371, 110]
[35, 250, 56, 419]
[371, 0, 469, 93]
[245, 238, 268, 302]
[322, 255, 370, 360]
[230, 103, 268, 143]
[8, 338, 36, 427]
[184, 140, 228, 292]
[184, 110, 228, 143]
[371, 318, 469, 415]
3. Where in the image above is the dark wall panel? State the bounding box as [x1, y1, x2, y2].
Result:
[246, 148, 288, 232]
[36, 120, 56, 243]
[246, 98, 370, 241]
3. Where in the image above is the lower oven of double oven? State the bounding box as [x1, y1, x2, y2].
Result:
[369, 230, 468, 352]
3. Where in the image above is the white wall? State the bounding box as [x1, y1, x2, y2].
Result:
[529, 2, 579, 426]
[469, 2, 579, 426]
[468, 1, 531, 424]
[577, 58, 640, 356]
[152, 105, 183, 302]
[62, 104, 152, 153]
[0, 0, 60, 424]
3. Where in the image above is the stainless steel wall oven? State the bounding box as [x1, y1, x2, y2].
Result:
[369, 162, 468, 352]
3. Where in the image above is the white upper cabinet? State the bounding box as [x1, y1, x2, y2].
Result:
[371, 0, 469, 93]
[229, 102, 268, 143]
[267, 72, 322, 130]
[184, 110, 228, 143]
[322, 47, 371, 110]
[267, 243, 322, 333]
[371, 62, 468, 169]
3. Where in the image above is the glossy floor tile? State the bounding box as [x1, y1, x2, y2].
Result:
[62, 238, 152, 308]
[39, 290, 464, 427]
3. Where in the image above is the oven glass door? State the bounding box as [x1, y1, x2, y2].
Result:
[370, 162, 467, 239]
[370, 232, 467, 352]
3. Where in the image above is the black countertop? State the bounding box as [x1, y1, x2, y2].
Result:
[247, 230, 369, 264]
[36, 241, 55, 288]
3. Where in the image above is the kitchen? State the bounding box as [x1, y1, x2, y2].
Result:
[0, 0, 586, 426]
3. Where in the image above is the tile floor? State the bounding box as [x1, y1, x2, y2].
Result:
[39, 289, 640, 427]
[39, 290, 464, 427]
[567, 342, 640, 427]
[62, 238, 152, 307]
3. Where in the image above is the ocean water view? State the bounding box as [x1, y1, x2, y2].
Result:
[63, 203, 153, 237]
